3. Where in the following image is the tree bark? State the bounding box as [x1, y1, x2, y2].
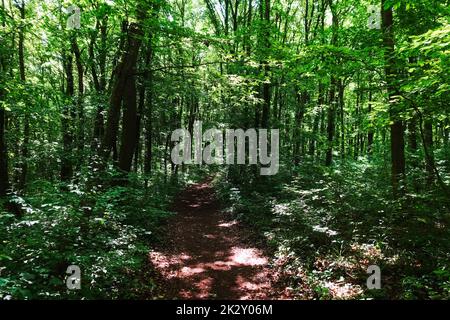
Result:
[17, 2, 28, 190]
[0, 0, 8, 196]
[325, 78, 336, 166]
[0, 91, 7, 197]
[260, 0, 271, 129]
[424, 119, 434, 186]
[101, 23, 142, 162]
[367, 91, 374, 157]
[134, 42, 153, 173]
[118, 68, 139, 173]
[325, 0, 338, 166]
[71, 36, 84, 166]
[381, 0, 406, 197]
[60, 52, 75, 182]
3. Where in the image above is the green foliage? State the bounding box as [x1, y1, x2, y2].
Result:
[215, 160, 450, 299]
[0, 173, 183, 299]
[0, 0, 449, 301]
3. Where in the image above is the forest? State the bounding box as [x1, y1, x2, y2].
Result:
[0, 0, 449, 300]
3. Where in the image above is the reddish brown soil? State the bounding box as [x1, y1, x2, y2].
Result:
[149, 179, 285, 300]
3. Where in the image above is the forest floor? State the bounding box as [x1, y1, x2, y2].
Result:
[148, 178, 289, 299]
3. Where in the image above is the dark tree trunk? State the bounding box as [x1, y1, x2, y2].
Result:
[17, 2, 28, 190]
[134, 43, 153, 173]
[408, 114, 420, 191]
[325, 0, 338, 167]
[118, 69, 139, 173]
[408, 117, 418, 152]
[261, 0, 271, 129]
[0, 1, 8, 197]
[338, 79, 345, 158]
[382, 0, 406, 197]
[310, 84, 323, 157]
[101, 23, 142, 162]
[0, 95, 8, 197]
[61, 53, 75, 182]
[90, 16, 108, 150]
[71, 36, 84, 166]
[144, 70, 154, 185]
[134, 85, 144, 173]
[325, 78, 336, 166]
[367, 91, 374, 157]
[293, 92, 307, 165]
[424, 119, 434, 185]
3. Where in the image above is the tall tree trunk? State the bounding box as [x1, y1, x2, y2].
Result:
[144, 82, 153, 184]
[0, 0, 8, 197]
[260, 0, 271, 129]
[246, 0, 253, 55]
[90, 16, 108, 150]
[381, 0, 406, 197]
[325, 78, 336, 166]
[134, 43, 153, 173]
[408, 114, 420, 191]
[424, 119, 435, 186]
[61, 52, 75, 182]
[0, 89, 7, 197]
[118, 67, 139, 173]
[325, 0, 337, 166]
[101, 23, 142, 162]
[293, 92, 307, 165]
[367, 91, 374, 157]
[18, 2, 28, 190]
[71, 36, 84, 167]
[338, 79, 345, 158]
[310, 84, 323, 158]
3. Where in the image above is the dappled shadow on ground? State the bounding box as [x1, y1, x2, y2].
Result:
[149, 180, 284, 299]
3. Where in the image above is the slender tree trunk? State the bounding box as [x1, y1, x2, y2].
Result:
[90, 16, 108, 150]
[318, 99, 326, 160]
[0, 0, 8, 196]
[61, 52, 75, 182]
[144, 44, 155, 181]
[444, 119, 449, 146]
[325, 0, 338, 166]
[134, 87, 144, 173]
[71, 36, 84, 168]
[293, 92, 307, 165]
[18, 2, 28, 190]
[260, 0, 271, 129]
[367, 91, 374, 157]
[325, 78, 336, 166]
[0, 92, 7, 197]
[408, 113, 420, 191]
[424, 119, 435, 186]
[338, 80, 345, 158]
[134, 43, 153, 173]
[245, 0, 253, 55]
[144, 84, 153, 184]
[310, 84, 323, 157]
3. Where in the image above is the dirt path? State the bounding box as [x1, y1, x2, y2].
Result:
[149, 179, 284, 300]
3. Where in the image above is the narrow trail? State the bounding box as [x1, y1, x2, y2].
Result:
[149, 179, 285, 300]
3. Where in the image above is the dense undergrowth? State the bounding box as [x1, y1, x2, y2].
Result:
[214, 158, 450, 300]
[0, 170, 199, 300]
